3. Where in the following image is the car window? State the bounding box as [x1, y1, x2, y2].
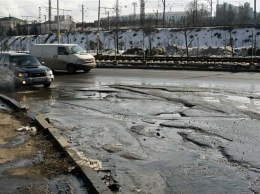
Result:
[10, 55, 41, 67]
[58, 47, 68, 55]
[70, 45, 84, 54]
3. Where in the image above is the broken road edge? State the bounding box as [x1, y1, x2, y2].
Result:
[0, 94, 113, 194]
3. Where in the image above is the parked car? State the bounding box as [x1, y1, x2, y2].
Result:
[0, 52, 54, 88]
[30, 44, 96, 74]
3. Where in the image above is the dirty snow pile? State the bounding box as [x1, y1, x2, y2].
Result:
[1, 27, 260, 57]
[73, 148, 102, 171]
[16, 126, 37, 136]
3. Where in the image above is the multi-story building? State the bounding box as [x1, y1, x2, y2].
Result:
[0, 16, 26, 36]
[216, 2, 254, 21]
[41, 15, 76, 34]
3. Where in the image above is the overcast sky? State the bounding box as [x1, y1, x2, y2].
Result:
[0, 0, 259, 23]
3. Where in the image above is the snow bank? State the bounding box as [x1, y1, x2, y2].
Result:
[1, 27, 259, 57]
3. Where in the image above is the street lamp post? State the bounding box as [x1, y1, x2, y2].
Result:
[97, 0, 101, 55]
[57, 0, 60, 43]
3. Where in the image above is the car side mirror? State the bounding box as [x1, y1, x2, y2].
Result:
[64, 51, 69, 55]
[41, 61, 45, 65]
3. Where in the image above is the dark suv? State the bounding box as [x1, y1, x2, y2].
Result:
[0, 52, 54, 88]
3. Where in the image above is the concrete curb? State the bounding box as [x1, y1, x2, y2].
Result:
[0, 94, 112, 194]
[0, 94, 21, 110]
[35, 115, 112, 194]
[96, 62, 260, 72]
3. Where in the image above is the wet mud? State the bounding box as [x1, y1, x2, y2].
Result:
[0, 110, 90, 194]
[3, 80, 260, 193]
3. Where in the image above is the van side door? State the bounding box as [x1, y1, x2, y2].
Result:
[56, 46, 70, 70]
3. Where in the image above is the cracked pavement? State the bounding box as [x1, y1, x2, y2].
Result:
[6, 83, 260, 194]
[3, 69, 260, 193]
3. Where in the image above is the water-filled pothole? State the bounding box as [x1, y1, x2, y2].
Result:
[74, 89, 117, 99]
[75, 91, 109, 99]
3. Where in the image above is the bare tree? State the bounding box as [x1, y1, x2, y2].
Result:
[143, 16, 156, 56]
[109, 1, 121, 54]
[185, 1, 210, 27]
[180, 28, 194, 57]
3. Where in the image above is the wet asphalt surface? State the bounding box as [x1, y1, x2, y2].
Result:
[2, 68, 260, 193]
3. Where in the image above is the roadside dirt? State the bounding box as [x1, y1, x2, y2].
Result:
[0, 110, 75, 193]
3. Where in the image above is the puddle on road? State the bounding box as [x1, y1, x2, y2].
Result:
[225, 95, 251, 104]
[73, 88, 118, 99]
[74, 91, 110, 99]
[203, 97, 220, 103]
[156, 113, 182, 119]
[238, 105, 248, 109]
[253, 100, 260, 106]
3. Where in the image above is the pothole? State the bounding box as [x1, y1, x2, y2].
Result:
[156, 113, 182, 119]
[74, 90, 117, 99]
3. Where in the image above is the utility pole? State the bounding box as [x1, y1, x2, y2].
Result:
[97, 0, 101, 55]
[49, 0, 51, 32]
[116, 0, 119, 21]
[115, 0, 119, 55]
[254, 0, 256, 56]
[195, 0, 198, 26]
[193, 0, 198, 26]
[156, 10, 158, 27]
[82, 5, 84, 31]
[57, 0, 60, 43]
[39, 7, 41, 23]
[132, 2, 137, 21]
[108, 11, 110, 30]
[39, 7, 41, 34]
[162, 0, 166, 27]
[140, 0, 145, 26]
[44, 15, 47, 33]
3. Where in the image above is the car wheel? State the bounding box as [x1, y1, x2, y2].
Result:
[67, 64, 76, 74]
[43, 83, 51, 88]
[83, 69, 90, 73]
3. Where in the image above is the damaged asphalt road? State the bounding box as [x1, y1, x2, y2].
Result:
[3, 69, 260, 193]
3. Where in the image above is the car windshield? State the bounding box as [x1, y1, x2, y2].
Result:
[11, 55, 41, 67]
[69, 45, 85, 54]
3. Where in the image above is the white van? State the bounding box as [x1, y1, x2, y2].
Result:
[30, 44, 96, 74]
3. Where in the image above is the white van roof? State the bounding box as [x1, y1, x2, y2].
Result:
[32, 44, 78, 46]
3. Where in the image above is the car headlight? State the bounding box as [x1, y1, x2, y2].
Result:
[47, 69, 53, 75]
[18, 72, 28, 77]
[77, 59, 86, 64]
